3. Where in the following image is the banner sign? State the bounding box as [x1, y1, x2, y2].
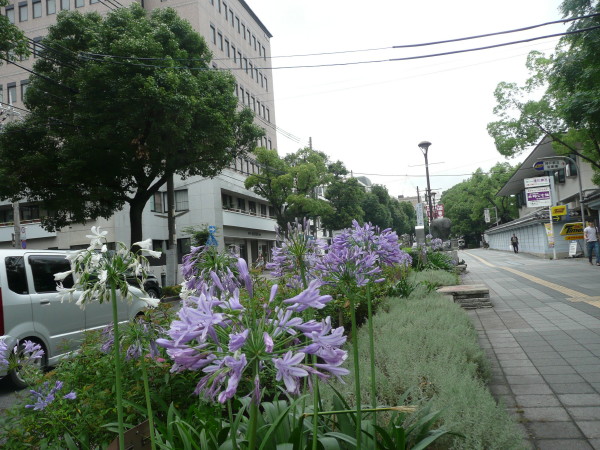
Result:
[524, 176, 550, 188]
[544, 223, 555, 248]
[551, 205, 567, 216]
[526, 186, 551, 207]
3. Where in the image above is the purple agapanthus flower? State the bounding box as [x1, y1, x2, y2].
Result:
[267, 219, 327, 284]
[273, 351, 309, 393]
[25, 380, 76, 411]
[157, 264, 349, 401]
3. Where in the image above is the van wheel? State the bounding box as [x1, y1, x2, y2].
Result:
[8, 341, 48, 390]
[146, 288, 159, 299]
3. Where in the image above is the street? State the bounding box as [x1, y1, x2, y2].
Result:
[460, 248, 600, 449]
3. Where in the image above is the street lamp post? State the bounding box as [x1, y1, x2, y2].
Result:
[418, 141, 434, 224]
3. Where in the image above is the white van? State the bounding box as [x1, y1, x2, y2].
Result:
[0, 250, 149, 388]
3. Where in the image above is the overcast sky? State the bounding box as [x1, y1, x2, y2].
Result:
[247, 0, 566, 200]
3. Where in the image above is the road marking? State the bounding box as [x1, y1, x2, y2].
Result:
[463, 251, 594, 305]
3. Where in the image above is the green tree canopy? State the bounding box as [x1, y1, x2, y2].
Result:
[0, 0, 29, 64]
[0, 5, 263, 243]
[440, 163, 518, 246]
[487, 0, 600, 183]
[321, 177, 365, 230]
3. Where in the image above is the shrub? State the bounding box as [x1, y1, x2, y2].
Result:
[320, 287, 526, 449]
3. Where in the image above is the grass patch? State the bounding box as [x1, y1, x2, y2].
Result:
[321, 272, 527, 449]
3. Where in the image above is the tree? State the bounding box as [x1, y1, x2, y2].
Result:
[0, 0, 29, 63]
[321, 178, 365, 230]
[487, 1, 600, 183]
[361, 185, 393, 229]
[245, 147, 335, 230]
[0, 5, 263, 244]
[440, 163, 518, 246]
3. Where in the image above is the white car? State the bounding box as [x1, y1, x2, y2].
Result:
[0, 250, 149, 388]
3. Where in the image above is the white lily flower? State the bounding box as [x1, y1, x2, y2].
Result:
[54, 270, 73, 281]
[133, 239, 152, 250]
[101, 244, 107, 253]
[98, 270, 108, 284]
[145, 249, 162, 259]
[86, 226, 108, 249]
[140, 297, 160, 308]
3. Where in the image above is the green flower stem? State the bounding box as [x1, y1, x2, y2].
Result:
[247, 361, 260, 450]
[366, 284, 377, 435]
[349, 292, 362, 450]
[140, 355, 157, 450]
[110, 283, 125, 450]
[311, 354, 319, 450]
[366, 286, 378, 449]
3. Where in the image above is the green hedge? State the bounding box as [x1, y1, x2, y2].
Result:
[321, 269, 527, 450]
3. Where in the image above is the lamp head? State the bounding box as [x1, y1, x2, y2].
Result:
[418, 141, 432, 153]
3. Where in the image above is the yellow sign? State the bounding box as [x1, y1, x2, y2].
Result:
[560, 222, 584, 236]
[551, 205, 567, 216]
[565, 234, 584, 240]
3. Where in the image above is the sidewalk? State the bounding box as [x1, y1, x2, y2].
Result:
[460, 250, 600, 450]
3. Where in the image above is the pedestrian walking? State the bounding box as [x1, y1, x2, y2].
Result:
[510, 233, 519, 253]
[584, 221, 600, 265]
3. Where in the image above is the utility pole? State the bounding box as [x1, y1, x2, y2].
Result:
[165, 173, 178, 286]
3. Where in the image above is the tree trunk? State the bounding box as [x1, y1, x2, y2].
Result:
[129, 198, 146, 246]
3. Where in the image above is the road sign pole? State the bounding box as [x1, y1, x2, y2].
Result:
[550, 175, 557, 260]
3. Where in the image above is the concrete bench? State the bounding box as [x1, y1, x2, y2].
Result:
[436, 284, 492, 309]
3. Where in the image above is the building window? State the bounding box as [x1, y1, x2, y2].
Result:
[5, 6, 15, 23]
[222, 193, 233, 209]
[32, 0, 42, 18]
[260, 204, 267, 216]
[210, 25, 216, 45]
[258, 41, 262, 56]
[249, 201, 256, 214]
[242, 24, 246, 39]
[217, 32, 223, 51]
[19, 2, 28, 22]
[47, 0, 56, 14]
[243, 57, 248, 73]
[237, 198, 246, 211]
[240, 87, 245, 104]
[252, 35, 256, 51]
[266, 108, 270, 123]
[238, 51, 242, 68]
[222, 1, 227, 19]
[262, 45, 266, 61]
[89, 0, 98, 3]
[224, 38, 230, 57]
[7, 84, 17, 105]
[151, 192, 163, 212]
[232, 45, 236, 62]
[60, 0, 69, 10]
[247, 29, 251, 42]
[264, 76, 268, 92]
[75, 0, 83, 7]
[0, 87, 3, 104]
[20, 81, 29, 101]
[175, 189, 188, 211]
[249, 62, 253, 78]
[236, 16, 240, 33]
[229, 10, 233, 25]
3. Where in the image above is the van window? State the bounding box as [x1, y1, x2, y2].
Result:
[5, 256, 29, 294]
[29, 255, 74, 293]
